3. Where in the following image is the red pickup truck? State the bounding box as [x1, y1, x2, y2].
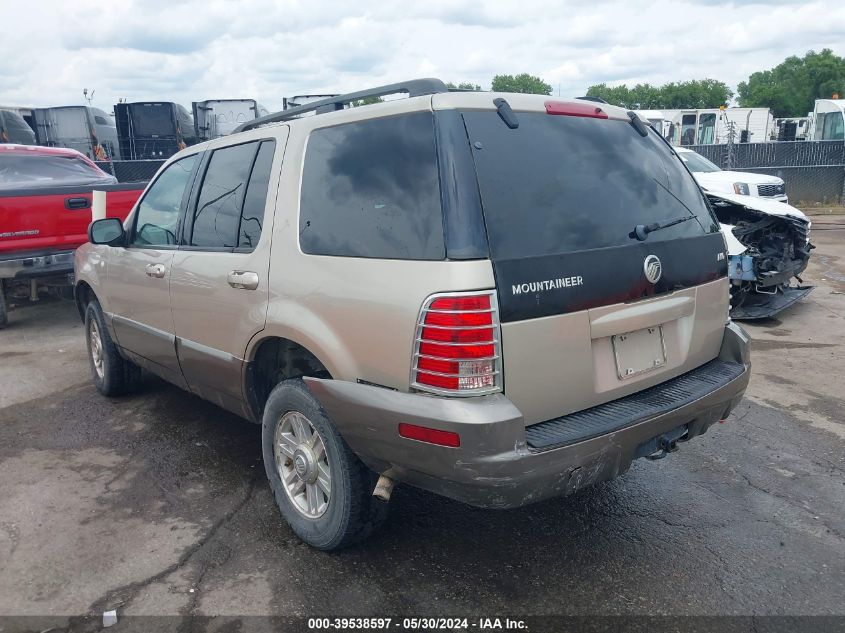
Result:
[0, 145, 145, 327]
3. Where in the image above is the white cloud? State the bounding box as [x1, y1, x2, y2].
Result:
[1, 0, 843, 111]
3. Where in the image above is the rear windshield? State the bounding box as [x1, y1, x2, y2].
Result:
[0, 154, 116, 190]
[462, 111, 718, 260]
[130, 104, 175, 137]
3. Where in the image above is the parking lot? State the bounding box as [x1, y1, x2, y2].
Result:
[0, 218, 843, 624]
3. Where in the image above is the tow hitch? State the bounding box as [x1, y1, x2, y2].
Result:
[636, 424, 689, 461]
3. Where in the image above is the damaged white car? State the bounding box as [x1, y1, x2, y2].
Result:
[708, 192, 814, 319]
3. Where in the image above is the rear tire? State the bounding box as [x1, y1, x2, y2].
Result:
[84, 300, 141, 396]
[262, 379, 387, 550]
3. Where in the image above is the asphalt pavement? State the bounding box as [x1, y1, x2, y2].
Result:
[0, 219, 843, 629]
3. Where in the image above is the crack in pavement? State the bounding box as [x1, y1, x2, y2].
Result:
[65, 475, 259, 632]
[730, 469, 844, 542]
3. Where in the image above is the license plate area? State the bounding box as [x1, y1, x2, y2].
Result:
[612, 325, 666, 380]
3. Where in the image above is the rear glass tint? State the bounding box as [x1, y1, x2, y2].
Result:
[0, 153, 115, 190]
[462, 111, 718, 260]
[299, 112, 445, 260]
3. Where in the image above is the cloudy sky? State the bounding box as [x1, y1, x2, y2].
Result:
[2, 0, 843, 112]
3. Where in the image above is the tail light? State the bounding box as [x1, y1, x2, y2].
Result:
[545, 101, 608, 119]
[411, 291, 502, 396]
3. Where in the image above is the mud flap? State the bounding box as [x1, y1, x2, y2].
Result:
[731, 286, 813, 320]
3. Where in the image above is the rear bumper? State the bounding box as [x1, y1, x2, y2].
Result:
[305, 322, 751, 509]
[0, 250, 75, 280]
[731, 285, 813, 320]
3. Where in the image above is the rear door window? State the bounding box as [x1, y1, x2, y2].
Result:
[462, 111, 718, 261]
[190, 142, 257, 248]
[299, 112, 444, 260]
[238, 140, 275, 250]
[187, 139, 275, 250]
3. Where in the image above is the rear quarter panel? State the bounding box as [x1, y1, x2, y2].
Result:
[247, 100, 498, 388]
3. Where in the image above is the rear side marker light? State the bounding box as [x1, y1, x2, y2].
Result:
[398, 423, 461, 448]
[545, 101, 608, 119]
[411, 291, 502, 396]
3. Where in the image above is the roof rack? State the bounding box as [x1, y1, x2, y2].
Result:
[233, 78, 449, 133]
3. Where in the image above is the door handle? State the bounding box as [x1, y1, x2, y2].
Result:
[145, 263, 166, 278]
[227, 270, 259, 290]
[65, 197, 91, 210]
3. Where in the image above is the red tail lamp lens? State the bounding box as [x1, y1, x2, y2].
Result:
[429, 296, 490, 311]
[413, 292, 499, 394]
[398, 423, 461, 448]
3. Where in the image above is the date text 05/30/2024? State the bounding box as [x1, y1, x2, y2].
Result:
[307, 617, 528, 630]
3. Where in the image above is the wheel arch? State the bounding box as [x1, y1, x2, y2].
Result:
[244, 334, 336, 422]
[74, 280, 95, 321]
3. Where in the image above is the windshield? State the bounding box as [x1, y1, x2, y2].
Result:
[130, 104, 176, 137]
[678, 150, 721, 173]
[0, 154, 116, 190]
[462, 111, 718, 260]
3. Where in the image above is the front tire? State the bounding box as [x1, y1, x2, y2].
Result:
[262, 379, 387, 550]
[84, 300, 141, 396]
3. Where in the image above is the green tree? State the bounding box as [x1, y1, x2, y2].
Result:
[737, 49, 845, 117]
[350, 96, 383, 107]
[586, 79, 732, 109]
[446, 81, 482, 91]
[491, 73, 552, 95]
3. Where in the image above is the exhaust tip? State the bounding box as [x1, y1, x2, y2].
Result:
[373, 474, 396, 502]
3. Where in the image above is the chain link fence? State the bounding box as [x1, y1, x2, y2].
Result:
[95, 159, 165, 184]
[686, 140, 845, 206]
[97, 142, 845, 207]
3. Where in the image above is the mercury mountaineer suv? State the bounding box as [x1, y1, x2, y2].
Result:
[75, 80, 751, 550]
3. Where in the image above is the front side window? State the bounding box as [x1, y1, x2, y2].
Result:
[697, 113, 716, 144]
[821, 111, 844, 140]
[680, 114, 696, 145]
[299, 112, 445, 260]
[131, 154, 198, 246]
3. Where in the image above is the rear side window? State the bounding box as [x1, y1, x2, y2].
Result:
[299, 112, 444, 260]
[189, 139, 275, 250]
[463, 111, 718, 261]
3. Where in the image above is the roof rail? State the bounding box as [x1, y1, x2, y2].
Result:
[233, 78, 448, 133]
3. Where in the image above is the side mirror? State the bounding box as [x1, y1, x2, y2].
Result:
[88, 218, 125, 246]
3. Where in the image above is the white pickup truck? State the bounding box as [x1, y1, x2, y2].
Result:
[675, 147, 788, 203]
